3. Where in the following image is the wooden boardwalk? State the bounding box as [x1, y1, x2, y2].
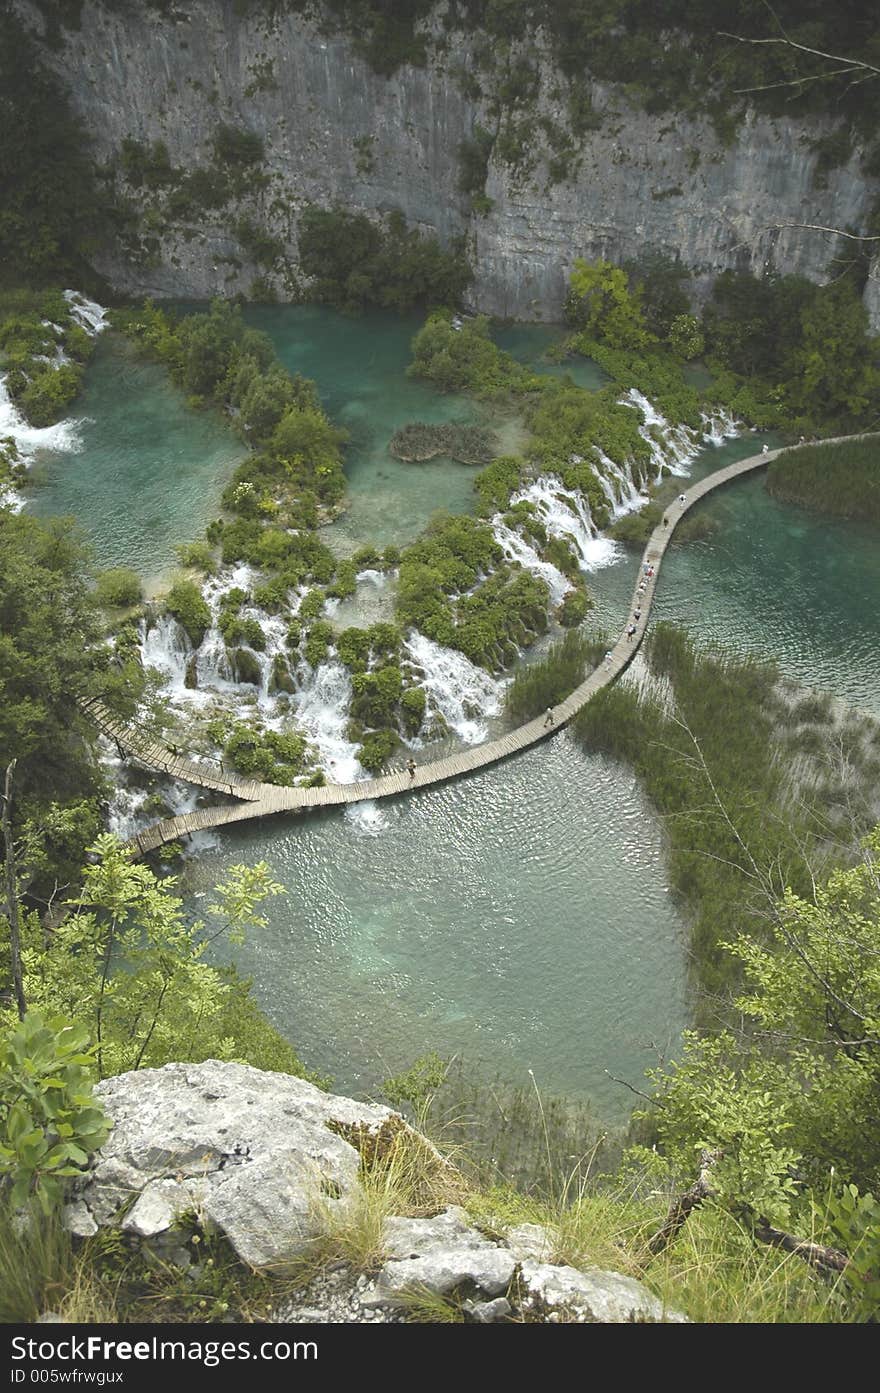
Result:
[83, 435, 871, 856]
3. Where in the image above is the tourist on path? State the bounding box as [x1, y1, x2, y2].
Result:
[407, 757, 417, 780]
[544, 707, 554, 727]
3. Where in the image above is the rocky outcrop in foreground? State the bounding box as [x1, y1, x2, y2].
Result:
[65, 1061, 684, 1323]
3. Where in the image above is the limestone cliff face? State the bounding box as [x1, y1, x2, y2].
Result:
[20, 0, 880, 322]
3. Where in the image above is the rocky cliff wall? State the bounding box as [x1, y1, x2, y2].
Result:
[18, 0, 880, 322]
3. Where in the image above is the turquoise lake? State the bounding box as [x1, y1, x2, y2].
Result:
[26, 307, 880, 1116]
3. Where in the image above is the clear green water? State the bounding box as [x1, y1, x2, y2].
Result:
[185, 738, 686, 1117]
[27, 310, 880, 1114]
[28, 335, 246, 588]
[491, 321, 606, 390]
[589, 434, 880, 718]
[242, 305, 485, 554]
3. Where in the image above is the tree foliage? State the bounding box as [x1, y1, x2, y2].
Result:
[0, 513, 142, 826]
[0, 1012, 109, 1212]
[17, 834, 293, 1079]
[0, 14, 107, 285]
[298, 209, 471, 313]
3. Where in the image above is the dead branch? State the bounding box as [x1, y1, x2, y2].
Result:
[648, 1149, 721, 1255]
[752, 1217, 849, 1276]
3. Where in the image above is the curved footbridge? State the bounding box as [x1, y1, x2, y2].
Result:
[85, 437, 864, 857]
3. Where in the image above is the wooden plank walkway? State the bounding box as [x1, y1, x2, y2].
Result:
[81, 434, 875, 857]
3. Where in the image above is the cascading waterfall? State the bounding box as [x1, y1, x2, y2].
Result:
[63, 291, 108, 336]
[620, 389, 701, 481]
[292, 658, 362, 782]
[511, 478, 620, 572]
[491, 517, 571, 606]
[404, 632, 505, 745]
[0, 291, 107, 508]
[593, 449, 646, 519]
[700, 408, 740, 447]
[140, 612, 194, 702]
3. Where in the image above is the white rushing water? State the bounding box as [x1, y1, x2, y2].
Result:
[405, 632, 505, 745]
[291, 658, 362, 782]
[620, 389, 701, 481]
[619, 389, 740, 485]
[511, 477, 621, 571]
[0, 291, 107, 509]
[490, 472, 622, 608]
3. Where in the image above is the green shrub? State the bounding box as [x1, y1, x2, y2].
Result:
[95, 567, 142, 608]
[401, 685, 426, 734]
[304, 620, 334, 667]
[558, 588, 592, 627]
[212, 123, 264, 168]
[176, 540, 218, 575]
[351, 665, 403, 728]
[0, 1012, 109, 1212]
[328, 558, 358, 600]
[336, 627, 371, 671]
[164, 578, 211, 647]
[357, 727, 398, 772]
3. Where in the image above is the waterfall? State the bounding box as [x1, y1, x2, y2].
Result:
[593, 450, 647, 519]
[511, 477, 621, 571]
[63, 291, 109, 336]
[699, 408, 740, 446]
[620, 389, 701, 481]
[292, 658, 363, 782]
[104, 747, 218, 850]
[0, 377, 84, 509]
[0, 290, 107, 508]
[404, 632, 505, 745]
[140, 612, 194, 701]
[491, 518, 571, 605]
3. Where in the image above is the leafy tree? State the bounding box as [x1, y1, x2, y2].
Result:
[623, 251, 692, 339]
[0, 513, 141, 821]
[668, 313, 705, 361]
[298, 208, 471, 313]
[0, 1011, 109, 1212]
[565, 259, 654, 351]
[19, 835, 286, 1079]
[0, 14, 106, 284]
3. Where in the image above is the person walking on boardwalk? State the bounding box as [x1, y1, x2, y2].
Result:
[679, 493, 686, 505]
[762, 442, 769, 454]
[626, 623, 637, 640]
[407, 757, 417, 780]
[544, 707, 554, 727]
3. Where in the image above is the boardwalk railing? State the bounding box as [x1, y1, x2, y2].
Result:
[79, 434, 876, 856]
